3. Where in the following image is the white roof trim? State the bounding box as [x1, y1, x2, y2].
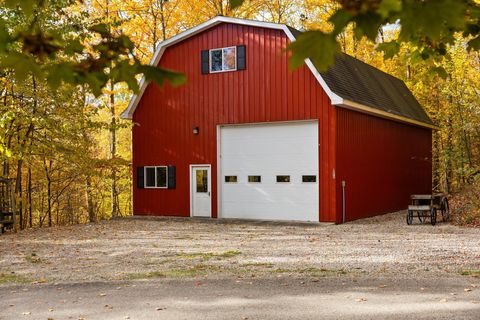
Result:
[337, 99, 438, 130]
[120, 16, 343, 119]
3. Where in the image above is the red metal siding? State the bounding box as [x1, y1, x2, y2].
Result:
[336, 108, 432, 222]
[132, 23, 337, 222]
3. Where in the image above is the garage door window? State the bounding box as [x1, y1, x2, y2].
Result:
[276, 175, 290, 183]
[302, 175, 317, 183]
[248, 176, 261, 183]
[225, 176, 238, 183]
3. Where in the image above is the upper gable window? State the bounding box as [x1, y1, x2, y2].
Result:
[210, 47, 237, 73]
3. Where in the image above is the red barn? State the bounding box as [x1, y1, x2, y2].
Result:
[121, 16, 434, 223]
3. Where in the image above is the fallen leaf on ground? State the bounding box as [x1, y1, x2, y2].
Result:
[355, 298, 367, 302]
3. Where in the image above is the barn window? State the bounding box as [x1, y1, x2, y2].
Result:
[225, 176, 238, 183]
[276, 175, 290, 183]
[248, 175, 261, 183]
[302, 175, 317, 183]
[145, 166, 168, 188]
[210, 47, 237, 72]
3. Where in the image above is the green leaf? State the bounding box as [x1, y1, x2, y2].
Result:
[288, 31, 340, 71]
[47, 63, 76, 89]
[467, 36, 480, 51]
[0, 52, 42, 82]
[140, 66, 187, 87]
[376, 41, 400, 59]
[84, 72, 108, 97]
[64, 39, 84, 55]
[328, 10, 352, 36]
[0, 21, 11, 52]
[111, 60, 139, 92]
[5, 0, 38, 16]
[90, 23, 109, 35]
[400, 0, 467, 42]
[429, 66, 448, 79]
[229, 0, 245, 9]
[353, 12, 383, 40]
[377, 0, 402, 18]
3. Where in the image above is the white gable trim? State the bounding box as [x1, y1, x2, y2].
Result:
[120, 16, 343, 119]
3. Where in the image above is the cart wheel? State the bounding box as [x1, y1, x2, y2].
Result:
[407, 210, 413, 225]
[418, 211, 427, 223]
[441, 198, 450, 222]
[431, 207, 437, 226]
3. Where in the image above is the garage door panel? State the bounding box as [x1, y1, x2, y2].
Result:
[220, 121, 319, 222]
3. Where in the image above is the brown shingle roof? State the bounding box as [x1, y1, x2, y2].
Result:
[289, 28, 433, 125]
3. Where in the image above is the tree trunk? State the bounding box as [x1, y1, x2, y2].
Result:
[86, 175, 96, 223]
[15, 159, 23, 229]
[27, 167, 32, 228]
[43, 157, 52, 227]
[110, 80, 119, 218]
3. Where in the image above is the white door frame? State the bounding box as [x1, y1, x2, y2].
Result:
[189, 164, 212, 217]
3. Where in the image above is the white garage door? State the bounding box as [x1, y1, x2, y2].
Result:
[219, 121, 319, 222]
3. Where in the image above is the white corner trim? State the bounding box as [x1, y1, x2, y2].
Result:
[337, 99, 437, 130]
[120, 16, 340, 119]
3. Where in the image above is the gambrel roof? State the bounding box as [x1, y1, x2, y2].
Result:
[121, 16, 434, 129]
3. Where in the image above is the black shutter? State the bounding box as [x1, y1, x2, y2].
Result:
[137, 167, 145, 189]
[167, 165, 176, 189]
[201, 50, 210, 74]
[237, 45, 246, 70]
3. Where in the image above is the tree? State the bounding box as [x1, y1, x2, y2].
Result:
[0, 0, 186, 96]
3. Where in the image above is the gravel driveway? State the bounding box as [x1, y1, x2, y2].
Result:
[1, 211, 479, 283]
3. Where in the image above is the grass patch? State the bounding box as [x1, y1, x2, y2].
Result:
[241, 262, 275, 268]
[177, 250, 241, 261]
[124, 271, 166, 280]
[164, 264, 221, 277]
[272, 267, 348, 276]
[0, 273, 30, 285]
[124, 264, 222, 280]
[25, 253, 44, 264]
[460, 270, 480, 277]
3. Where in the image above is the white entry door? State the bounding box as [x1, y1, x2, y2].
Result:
[191, 165, 211, 217]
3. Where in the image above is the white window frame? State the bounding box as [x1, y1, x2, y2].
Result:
[144, 166, 168, 189]
[209, 46, 237, 73]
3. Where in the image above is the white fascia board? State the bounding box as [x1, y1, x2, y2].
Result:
[121, 16, 340, 119]
[336, 99, 437, 130]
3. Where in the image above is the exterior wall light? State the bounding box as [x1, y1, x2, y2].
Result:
[193, 126, 199, 135]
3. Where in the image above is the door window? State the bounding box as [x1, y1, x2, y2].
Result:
[196, 169, 208, 193]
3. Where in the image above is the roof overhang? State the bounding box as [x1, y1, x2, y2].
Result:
[336, 99, 438, 130]
[120, 16, 435, 130]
